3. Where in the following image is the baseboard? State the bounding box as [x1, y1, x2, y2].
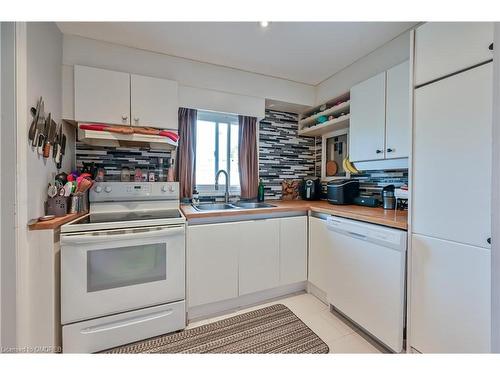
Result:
[306, 282, 328, 305]
[188, 281, 307, 321]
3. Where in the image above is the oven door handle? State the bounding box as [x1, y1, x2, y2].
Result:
[80, 309, 174, 335]
[61, 226, 184, 245]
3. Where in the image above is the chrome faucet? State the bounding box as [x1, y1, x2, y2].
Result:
[215, 169, 230, 203]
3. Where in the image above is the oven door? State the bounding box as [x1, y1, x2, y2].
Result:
[61, 225, 185, 324]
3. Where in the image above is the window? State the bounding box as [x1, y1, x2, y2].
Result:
[196, 111, 240, 192]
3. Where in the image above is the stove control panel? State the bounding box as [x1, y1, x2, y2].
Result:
[90, 182, 180, 202]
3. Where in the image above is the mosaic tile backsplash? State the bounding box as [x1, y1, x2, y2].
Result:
[76, 109, 408, 201]
[76, 141, 173, 181]
[259, 110, 319, 199]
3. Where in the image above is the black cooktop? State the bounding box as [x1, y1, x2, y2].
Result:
[70, 209, 182, 225]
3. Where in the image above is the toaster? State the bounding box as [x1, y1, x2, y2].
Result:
[327, 179, 360, 205]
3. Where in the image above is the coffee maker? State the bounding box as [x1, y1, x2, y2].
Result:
[300, 177, 321, 200]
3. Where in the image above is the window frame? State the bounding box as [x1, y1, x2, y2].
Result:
[195, 111, 240, 195]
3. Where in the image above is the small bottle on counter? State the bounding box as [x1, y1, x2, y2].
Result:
[258, 179, 265, 202]
[120, 167, 131, 182]
[192, 189, 200, 205]
[158, 158, 165, 182]
[167, 158, 175, 182]
[134, 168, 142, 182]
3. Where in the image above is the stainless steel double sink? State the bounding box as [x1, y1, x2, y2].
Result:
[192, 201, 276, 211]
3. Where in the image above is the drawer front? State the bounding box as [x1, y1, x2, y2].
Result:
[63, 301, 185, 353]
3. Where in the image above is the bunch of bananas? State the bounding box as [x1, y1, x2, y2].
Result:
[342, 156, 361, 175]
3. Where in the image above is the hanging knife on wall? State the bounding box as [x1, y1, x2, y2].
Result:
[28, 97, 42, 143]
[32, 99, 45, 148]
[43, 117, 57, 159]
[37, 112, 50, 156]
[53, 123, 62, 161]
[56, 134, 66, 169]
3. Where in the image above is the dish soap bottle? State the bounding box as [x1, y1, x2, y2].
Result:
[257, 179, 265, 202]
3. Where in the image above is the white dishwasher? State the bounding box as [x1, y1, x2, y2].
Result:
[316, 212, 407, 352]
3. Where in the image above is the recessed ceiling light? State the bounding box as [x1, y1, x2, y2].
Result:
[260, 21, 269, 28]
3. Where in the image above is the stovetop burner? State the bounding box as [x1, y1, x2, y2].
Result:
[70, 209, 183, 225]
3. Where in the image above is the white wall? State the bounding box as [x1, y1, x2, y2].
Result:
[61, 34, 316, 119]
[316, 31, 412, 104]
[25, 23, 70, 220]
[492, 22, 500, 353]
[1, 22, 17, 350]
[15, 22, 70, 349]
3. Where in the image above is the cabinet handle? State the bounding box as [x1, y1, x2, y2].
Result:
[487, 237, 491, 245]
[134, 117, 139, 123]
[387, 148, 394, 153]
[376, 150, 383, 154]
[121, 115, 128, 121]
[489, 43, 494, 51]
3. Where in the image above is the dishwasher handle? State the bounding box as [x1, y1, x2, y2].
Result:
[346, 231, 367, 240]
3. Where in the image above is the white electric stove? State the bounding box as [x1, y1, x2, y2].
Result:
[60, 182, 186, 353]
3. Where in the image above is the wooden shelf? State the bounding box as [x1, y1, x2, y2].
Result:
[298, 114, 350, 137]
[299, 100, 350, 127]
[28, 211, 88, 231]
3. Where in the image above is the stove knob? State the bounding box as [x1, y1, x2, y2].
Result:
[168, 185, 175, 192]
[104, 186, 112, 193]
[94, 186, 103, 193]
[161, 185, 169, 193]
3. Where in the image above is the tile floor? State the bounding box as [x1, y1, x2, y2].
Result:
[187, 292, 387, 353]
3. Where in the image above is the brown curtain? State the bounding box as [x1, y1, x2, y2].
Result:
[238, 115, 259, 199]
[176, 107, 197, 199]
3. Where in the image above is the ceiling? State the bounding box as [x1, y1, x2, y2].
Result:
[57, 22, 415, 85]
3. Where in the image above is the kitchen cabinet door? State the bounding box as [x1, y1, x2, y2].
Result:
[131, 74, 178, 130]
[385, 60, 410, 159]
[74, 65, 131, 125]
[415, 22, 493, 86]
[279, 216, 307, 285]
[413, 63, 492, 248]
[349, 72, 386, 162]
[239, 219, 280, 296]
[187, 222, 239, 308]
[410, 234, 491, 353]
[308, 217, 329, 293]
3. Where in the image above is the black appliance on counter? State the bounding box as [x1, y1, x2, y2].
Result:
[353, 196, 380, 208]
[327, 179, 360, 205]
[300, 177, 321, 200]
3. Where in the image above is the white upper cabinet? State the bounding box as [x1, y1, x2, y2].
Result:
[131, 74, 178, 130]
[349, 62, 410, 163]
[385, 61, 410, 159]
[74, 65, 131, 125]
[413, 62, 492, 248]
[415, 22, 494, 86]
[74, 65, 179, 129]
[349, 72, 386, 162]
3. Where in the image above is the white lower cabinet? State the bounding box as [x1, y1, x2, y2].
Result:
[308, 216, 329, 293]
[239, 219, 280, 295]
[279, 216, 307, 286]
[187, 222, 240, 308]
[187, 216, 307, 308]
[410, 234, 491, 353]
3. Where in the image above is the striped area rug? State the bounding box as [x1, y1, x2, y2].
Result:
[103, 304, 329, 354]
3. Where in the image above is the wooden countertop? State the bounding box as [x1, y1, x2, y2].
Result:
[181, 200, 408, 230]
[28, 211, 88, 231]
